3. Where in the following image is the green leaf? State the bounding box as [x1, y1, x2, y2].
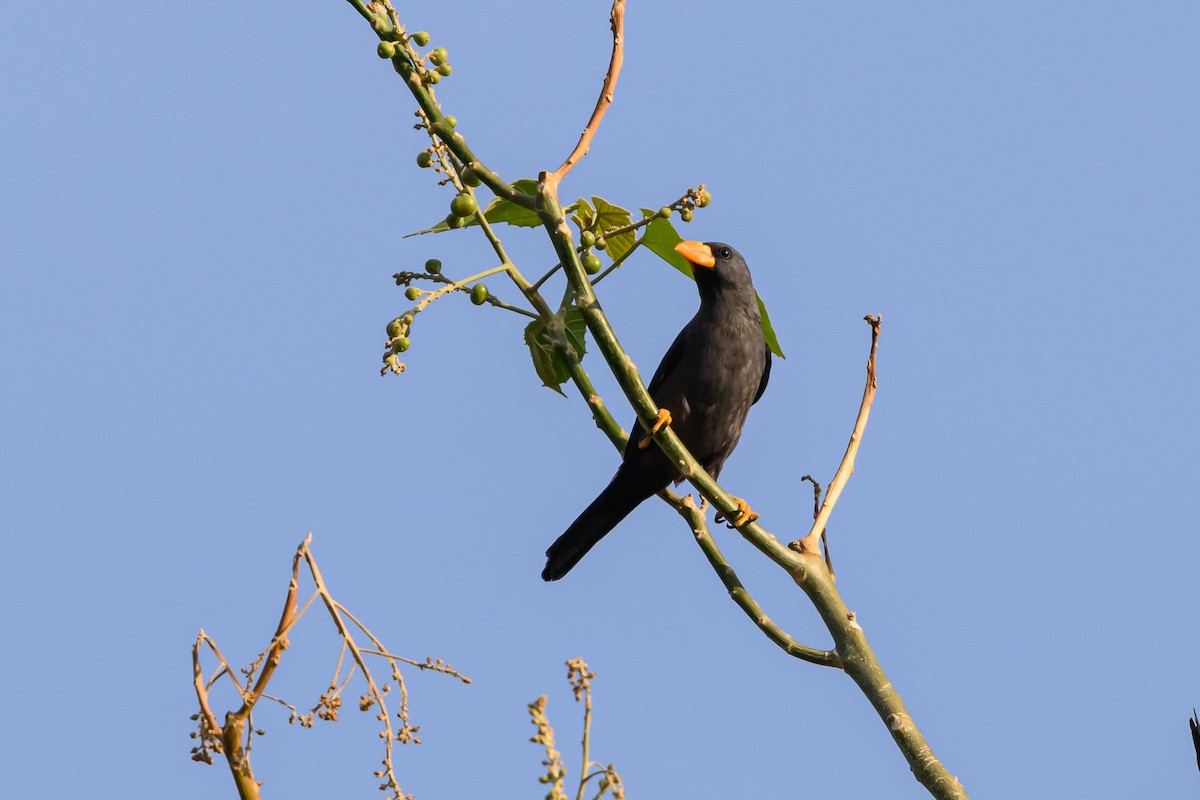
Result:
[571, 197, 595, 233]
[757, 293, 785, 359]
[562, 306, 587, 360]
[591, 196, 635, 263]
[639, 213, 692, 277]
[522, 308, 588, 394]
[637, 212, 785, 358]
[405, 179, 541, 237]
[405, 217, 454, 237]
[507, 179, 540, 195]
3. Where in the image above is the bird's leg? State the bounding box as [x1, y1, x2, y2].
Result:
[636, 408, 673, 449]
[715, 496, 759, 528]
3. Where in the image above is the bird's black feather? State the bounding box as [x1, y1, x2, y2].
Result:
[542, 242, 770, 581]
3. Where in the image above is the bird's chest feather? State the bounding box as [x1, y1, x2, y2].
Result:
[664, 308, 763, 456]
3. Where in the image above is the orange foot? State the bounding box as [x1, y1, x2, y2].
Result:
[716, 497, 759, 528]
[637, 408, 672, 449]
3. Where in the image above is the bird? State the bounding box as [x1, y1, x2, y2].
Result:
[542, 240, 771, 581]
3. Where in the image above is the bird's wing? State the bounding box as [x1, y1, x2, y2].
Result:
[753, 343, 772, 405]
[618, 324, 693, 462]
[644, 324, 691, 398]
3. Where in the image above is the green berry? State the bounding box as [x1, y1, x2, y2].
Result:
[579, 230, 596, 248]
[436, 63, 452, 77]
[394, 336, 410, 352]
[377, 41, 397, 59]
[697, 190, 712, 208]
[444, 115, 458, 129]
[426, 70, 441, 85]
[658, 206, 672, 219]
[450, 193, 477, 217]
[582, 253, 603, 275]
[461, 167, 482, 187]
[401, 313, 414, 325]
[446, 213, 468, 229]
[470, 284, 488, 305]
[429, 47, 448, 66]
[681, 208, 694, 223]
[405, 286, 421, 301]
[411, 31, 430, 47]
[424, 258, 442, 275]
[416, 151, 433, 168]
[386, 318, 404, 338]
[594, 236, 606, 251]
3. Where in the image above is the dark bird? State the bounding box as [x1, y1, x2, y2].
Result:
[542, 240, 771, 581]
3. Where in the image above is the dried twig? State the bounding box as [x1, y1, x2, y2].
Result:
[800, 475, 835, 577]
[189, 535, 469, 800]
[793, 315, 881, 553]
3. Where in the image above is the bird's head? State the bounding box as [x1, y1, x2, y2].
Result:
[674, 240, 756, 301]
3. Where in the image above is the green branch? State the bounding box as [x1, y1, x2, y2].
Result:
[677, 497, 841, 667]
[535, 173, 968, 800]
[336, 3, 969, 797]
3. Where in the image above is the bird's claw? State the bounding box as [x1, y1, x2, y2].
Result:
[715, 497, 759, 528]
[637, 408, 673, 449]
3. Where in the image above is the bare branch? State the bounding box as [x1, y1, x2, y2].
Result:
[240, 535, 306, 713]
[191, 534, 467, 799]
[793, 315, 881, 553]
[192, 632, 225, 747]
[550, 1, 626, 182]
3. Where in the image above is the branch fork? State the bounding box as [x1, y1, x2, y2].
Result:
[335, 1, 968, 796]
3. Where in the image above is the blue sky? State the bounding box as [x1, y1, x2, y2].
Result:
[3, 2, 1199, 797]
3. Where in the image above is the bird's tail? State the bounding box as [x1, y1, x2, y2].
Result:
[542, 465, 659, 581]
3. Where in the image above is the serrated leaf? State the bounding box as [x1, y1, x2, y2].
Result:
[405, 179, 541, 237]
[591, 196, 635, 263]
[571, 197, 595, 233]
[523, 318, 565, 395]
[480, 178, 542, 229]
[478, 199, 541, 228]
[508, 179, 540, 195]
[561, 307, 587, 361]
[522, 308, 588, 394]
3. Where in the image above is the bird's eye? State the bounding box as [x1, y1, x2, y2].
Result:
[719, 247, 731, 259]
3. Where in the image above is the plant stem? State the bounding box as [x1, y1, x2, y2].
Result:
[535, 173, 968, 800]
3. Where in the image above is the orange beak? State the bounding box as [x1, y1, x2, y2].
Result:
[674, 240, 715, 268]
